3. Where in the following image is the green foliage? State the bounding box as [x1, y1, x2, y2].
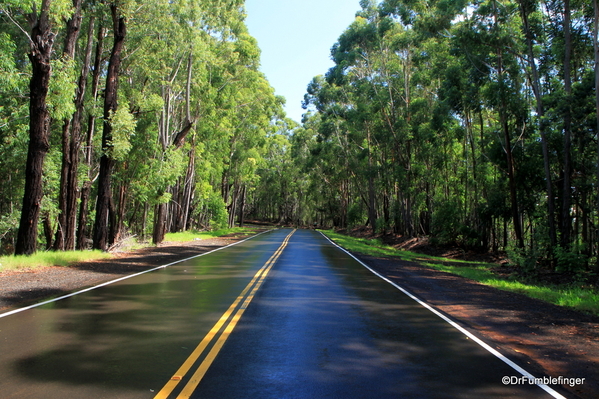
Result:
[0, 33, 19, 90]
[554, 245, 588, 275]
[300, 0, 599, 285]
[107, 106, 136, 161]
[0, 0, 596, 292]
[347, 202, 366, 227]
[506, 246, 542, 272]
[0, 210, 18, 251]
[205, 192, 228, 230]
[431, 200, 461, 244]
[193, 188, 229, 230]
[48, 56, 77, 120]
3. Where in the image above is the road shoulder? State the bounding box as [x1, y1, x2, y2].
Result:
[358, 253, 599, 399]
[0, 236, 244, 313]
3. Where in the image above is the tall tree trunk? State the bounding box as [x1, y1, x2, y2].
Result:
[518, 0, 557, 249]
[498, 53, 524, 248]
[366, 125, 376, 235]
[116, 182, 128, 241]
[502, 111, 524, 248]
[228, 184, 239, 228]
[179, 148, 195, 231]
[152, 52, 195, 244]
[93, 5, 126, 251]
[77, 22, 105, 250]
[238, 184, 247, 227]
[54, 0, 84, 251]
[152, 201, 167, 245]
[15, 0, 55, 255]
[493, 1, 524, 248]
[593, 0, 599, 279]
[561, 0, 573, 248]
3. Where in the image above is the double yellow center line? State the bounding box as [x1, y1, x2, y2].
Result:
[154, 229, 296, 399]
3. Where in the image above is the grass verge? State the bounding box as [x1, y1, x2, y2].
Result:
[0, 227, 262, 274]
[0, 250, 112, 273]
[164, 227, 257, 242]
[320, 229, 599, 316]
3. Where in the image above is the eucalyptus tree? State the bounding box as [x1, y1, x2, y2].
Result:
[448, 0, 528, 248]
[593, 0, 599, 280]
[53, 0, 87, 251]
[0, 22, 28, 251]
[0, 0, 75, 254]
[538, 0, 598, 262]
[249, 119, 310, 225]
[516, 0, 557, 249]
[594, 0, 599, 275]
[220, 71, 283, 229]
[561, 0, 574, 248]
[77, 18, 106, 250]
[93, 0, 128, 251]
[321, 6, 397, 234]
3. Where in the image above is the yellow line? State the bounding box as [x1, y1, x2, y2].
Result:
[154, 229, 295, 399]
[177, 231, 293, 398]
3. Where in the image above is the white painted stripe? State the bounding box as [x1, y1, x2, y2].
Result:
[0, 230, 273, 319]
[318, 231, 566, 399]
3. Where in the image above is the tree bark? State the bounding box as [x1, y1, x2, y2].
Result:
[152, 52, 196, 244]
[15, 0, 55, 255]
[228, 184, 240, 228]
[77, 22, 105, 250]
[502, 110, 524, 248]
[93, 5, 126, 251]
[239, 184, 247, 227]
[180, 148, 196, 231]
[518, 0, 557, 249]
[593, 0, 599, 279]
[54, 0, 84, 251]
[561, 0, 573, 248]
[366, 125, 377, 235]
[493, 1, 524, 248]
[152, 202, 166, 244]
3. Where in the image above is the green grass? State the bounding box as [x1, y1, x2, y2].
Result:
[0, 250, 112, 273]
[164, 227, 257, 242]
[320, 229, 599, 316]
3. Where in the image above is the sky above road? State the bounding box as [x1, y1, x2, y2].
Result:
[244, 0, 362, 124]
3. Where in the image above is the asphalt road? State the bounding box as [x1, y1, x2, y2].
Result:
[0, 229, 560, 398]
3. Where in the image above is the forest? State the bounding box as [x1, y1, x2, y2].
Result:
[0, 0, 598, 282]
[299, 0, 599, 281]
[0, 0, 289, 254]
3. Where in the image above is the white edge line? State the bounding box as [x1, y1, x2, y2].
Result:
[318, 231, 566, 399]
[0, 230, 273, 320]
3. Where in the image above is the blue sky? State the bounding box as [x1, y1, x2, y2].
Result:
[244, 0, 362, 123]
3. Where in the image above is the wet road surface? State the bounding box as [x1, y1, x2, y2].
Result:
[0, 229, 561, 398]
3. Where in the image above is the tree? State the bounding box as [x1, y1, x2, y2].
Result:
[517, 0, 557, 249]
[93, 2, 127, 251]
[2, 0, 59, 255]
[53, 0, 85, 251]
[593, 0, 599, 276]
